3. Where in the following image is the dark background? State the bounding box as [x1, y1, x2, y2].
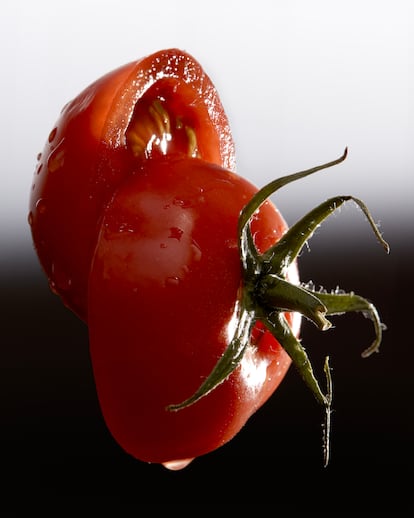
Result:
[2, 221, 412, 511]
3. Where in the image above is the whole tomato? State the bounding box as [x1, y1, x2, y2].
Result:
[88, 156, 299, 467]
[29, 49, 388, 469]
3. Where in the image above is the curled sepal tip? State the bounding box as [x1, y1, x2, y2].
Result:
[262, 194, 389, 276]
[262, 312, 333, 467]
[316, 291, 386, 357]
[322, 356, 333, 468]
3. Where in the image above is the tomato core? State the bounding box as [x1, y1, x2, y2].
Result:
[126, 81, 201, 160]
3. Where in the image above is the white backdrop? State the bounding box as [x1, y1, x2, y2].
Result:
[1, 0, 413, 256]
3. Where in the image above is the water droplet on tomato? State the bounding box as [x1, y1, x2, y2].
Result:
[225, 238, 238, 250]
[36, 198, 47, 214]
[48, 127, 57, 143]
[50, 262, 73, 293]
[47, 139, 65, 173]
[48, 278, 59, 295]
[169, 227, 183, 240]
[162, 458, 194, 470]
[191, 240, 202, 262]
[173, 197, 192, 209]
[165, 276, 180, 287]
[36, 152, 42, 161]
[117, 222, 134, 233]
[27, 211, 33, 226]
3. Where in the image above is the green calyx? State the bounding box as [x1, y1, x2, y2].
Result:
[167, 148, 389, 466]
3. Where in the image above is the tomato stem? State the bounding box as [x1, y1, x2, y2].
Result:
[167, 148, 389, 466]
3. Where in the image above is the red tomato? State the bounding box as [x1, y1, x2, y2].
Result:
[29, 49, 235, 321]
[87, 156, 299, 466]
[29, 48, 386, 469]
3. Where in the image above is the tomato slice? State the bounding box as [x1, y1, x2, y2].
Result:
[29, 49, 235, 321]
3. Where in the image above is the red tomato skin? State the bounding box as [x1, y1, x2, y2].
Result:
[29, 49, 235, 320]
[88, 157, 299, 464]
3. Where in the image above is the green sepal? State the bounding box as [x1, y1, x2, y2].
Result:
[237, 148, 349, 235]
[166, 306, 255, 412]
[262, 195, 389, 276]
[316, 290, 386, 357]
[258, 274, 332, 330]
[260, 310, 333, 467]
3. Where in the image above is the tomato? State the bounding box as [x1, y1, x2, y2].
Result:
[29, 49, 235, 321]
[29, 48, 388, 469]
[87, 156, 299, 466]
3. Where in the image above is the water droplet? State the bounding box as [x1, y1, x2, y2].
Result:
[36, 163, 43, 175]
[27, 211, 33, 226]
[36, 152, 42, 161]
[48, 127, 57, 143]
[51, 262, 73, 292]
[47, 139, 65, 173]
[162, 458, 194, 471]
[173, 197, 192, 209]
[225, 238, 238, 250]
[48, 279, 59, 295]
[117, 222, 135, 233]
[165, 276, 180, 287]
[169, 227, 183, 240]
[36, 198, 47, 214]
[191, 240, 202, 262]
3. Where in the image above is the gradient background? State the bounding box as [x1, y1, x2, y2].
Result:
[1, 0, 412, 510]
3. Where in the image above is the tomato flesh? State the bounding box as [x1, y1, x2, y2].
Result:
[126, 79, 220, 160]
[29, 49, 235, 321]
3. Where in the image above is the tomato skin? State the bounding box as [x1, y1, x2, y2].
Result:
[29, 49, 235, 320]
[88, 157, 298, 464]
